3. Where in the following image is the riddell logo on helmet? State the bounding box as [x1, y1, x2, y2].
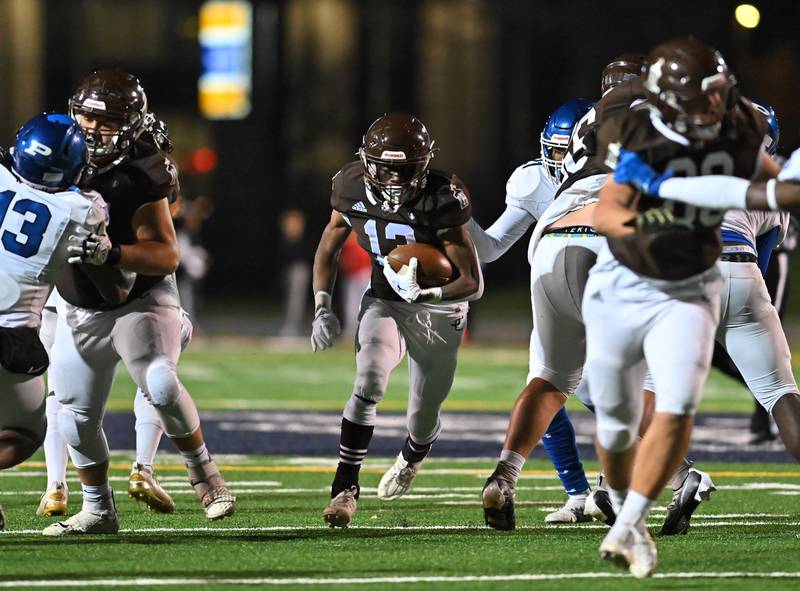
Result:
[380, 150, 407, 160]
[82, 98, 107, 111]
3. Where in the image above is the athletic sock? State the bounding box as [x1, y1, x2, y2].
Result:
[615, 489, 654, 529]
[180, 443, 211, 468]
[495, 449, 526, 485]
[608, 487, 628, 515]
[566, 488, 591, 508]
[81, 482, 114, 514]
[332, 417, 374, 498]
[44, 395, 69, 484]
[401, 435, 432, 465]
[669, 458, 693, 491]
[541, 406, 591, 495]
[135, 422, 164, 469]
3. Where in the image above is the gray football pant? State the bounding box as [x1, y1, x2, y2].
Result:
[343, 295, 468, 446]
[51, 282, 200, 468]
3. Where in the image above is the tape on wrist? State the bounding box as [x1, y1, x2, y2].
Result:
[314, 290, 332, 310]
[766, 179, 779, 211]
[421, 287, 443, 303]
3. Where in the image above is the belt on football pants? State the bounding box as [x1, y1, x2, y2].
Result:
[542, 225, 597, 237]
[719, 252, 757, 263]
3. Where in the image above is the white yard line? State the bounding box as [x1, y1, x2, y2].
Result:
[0, 572, 798, 587]
[2, 521, 799, 536]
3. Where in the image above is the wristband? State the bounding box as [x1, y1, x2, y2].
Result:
[420, 287, 443, 303]
[314, 290, 332, 310]
[766, 179, 779, 211]
[104, 244, 122, 267]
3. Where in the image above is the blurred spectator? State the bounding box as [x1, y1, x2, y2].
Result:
[338, 233, 371, 336]
[279, 208, 315, 336]
[176, 195, 213, 320]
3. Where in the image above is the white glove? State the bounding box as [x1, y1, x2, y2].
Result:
[383, 257, 422, 303]
[67, 225, 114, 265]
[311, 291, 341, 352]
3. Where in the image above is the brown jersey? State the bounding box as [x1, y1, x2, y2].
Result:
[557, 77, 647, 197]
[331, 161, 472, 301]
[596, 96, 767, 280]
[56, 135, 180, 309]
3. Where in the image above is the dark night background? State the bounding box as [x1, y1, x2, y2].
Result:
[1, 0, 797, 307]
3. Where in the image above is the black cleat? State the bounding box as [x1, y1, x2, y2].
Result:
[481, 476, 516, 531]
[658, 468, 715, 536]
[585, 488, 616, 526]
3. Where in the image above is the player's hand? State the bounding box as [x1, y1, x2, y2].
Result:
[613, 149, 674, 196]
[67, 226, 114, 265]
[624, 207, 677, 233]
[311, 307, 341, 352]
[383, 257, 421, 303]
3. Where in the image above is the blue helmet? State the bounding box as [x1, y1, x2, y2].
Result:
[749, 98, 780, 156]
[540, 99, 594, 185]
[12, 113, 87, 191]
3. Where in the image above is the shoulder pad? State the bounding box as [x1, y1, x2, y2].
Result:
[128, 148, 180, 200]
[331, 161, 364, 211]
[429, 171, 472, 227]
[506, 162, 546, 199]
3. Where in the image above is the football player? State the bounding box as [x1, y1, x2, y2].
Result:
[312, 112, 482, 528]
[583, 37, 777, 576]
[611, 101, 800, 465]
[0, 113, 119, 529]
[41, 70, 235, 536]
[467, 98, 596, 523]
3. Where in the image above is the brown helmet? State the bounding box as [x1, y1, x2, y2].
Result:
[68, 69, 148, 163]
[643, 37, 735, 141]
[359, 112, 436, 210]
[601, 53, 645, 95]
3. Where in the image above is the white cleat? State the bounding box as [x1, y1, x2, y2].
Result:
[37, 481, 69, 517]
[599, 522, 657, 578]
[544, 497, 592, 523]
[41, 509, 119, 536]
[323, 486, 358, 528]
[377, 453, 419, 500]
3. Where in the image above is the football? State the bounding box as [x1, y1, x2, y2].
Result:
[387, 243, 454, 288]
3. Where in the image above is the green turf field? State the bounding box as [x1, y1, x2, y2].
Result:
[103, 341, 767, 413]
[0, 454, 798, 589]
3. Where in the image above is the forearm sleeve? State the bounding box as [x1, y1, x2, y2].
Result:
[466, 206, 535, 263]
[658, 176, 749, 210]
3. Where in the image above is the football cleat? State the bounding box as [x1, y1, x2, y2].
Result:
[377, 453, 419, 500]
[187, 459, 236, 520]
[37, 481, 68, 517]
[323, 486, 358, 528]
[41, 509, 119, 536]
[544, 497, 592, 523]
[128, 462, 175, 514]
[658, 468, 715, 536]
[481, 476, 516, 531]
[600, 522, 657, 578]
[585, 488, 616, 526]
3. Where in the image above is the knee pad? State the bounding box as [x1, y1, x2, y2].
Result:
[343, 394, 378, 426]
[145, 357, 182, 408]
[596, 419, 637, 453]
[154, 384, 200, 439]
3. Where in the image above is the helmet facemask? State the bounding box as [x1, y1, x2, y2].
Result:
[360, 149, 433, 211]
[540, 131, 570, 185]
[70, 108, 144, 164]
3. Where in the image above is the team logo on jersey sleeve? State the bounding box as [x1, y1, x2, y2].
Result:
[351, 201, 367, 212]
[450, 184, 469, 210]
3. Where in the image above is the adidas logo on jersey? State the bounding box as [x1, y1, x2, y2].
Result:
[352, 201, 367, 212]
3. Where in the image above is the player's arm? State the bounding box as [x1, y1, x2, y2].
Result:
[593, 176, 638, 237]
[466, 205, 536, 263]
[310, 209, 351, 351]
[67, 197, 179, 274]
[435, 224, 483, 302]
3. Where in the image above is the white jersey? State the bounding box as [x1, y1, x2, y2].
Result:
[721, 210, 788, 256]
[0, 165, 107, 328]
[467, 160, 556, 263]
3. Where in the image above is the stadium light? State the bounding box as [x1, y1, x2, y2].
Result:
[734, 3, 760, 29]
